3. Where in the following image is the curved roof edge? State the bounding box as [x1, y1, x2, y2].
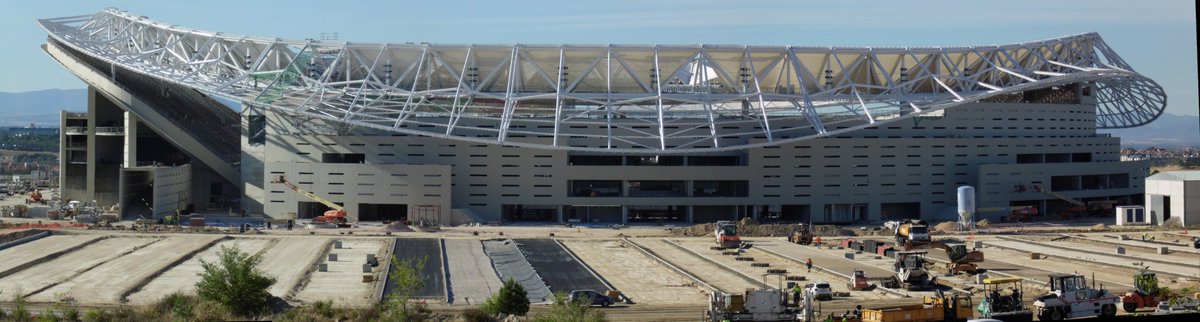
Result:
[37, 8, 1167, 153]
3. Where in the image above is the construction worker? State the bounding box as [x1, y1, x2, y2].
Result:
[791, 283, 804, 306]
[806, 257, 814, 272]
[853, 305, 862, 318]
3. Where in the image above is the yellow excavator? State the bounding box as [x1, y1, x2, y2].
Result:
[272, 175, 348, 225]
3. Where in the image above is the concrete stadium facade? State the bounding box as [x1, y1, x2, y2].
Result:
[43, 9, 1161, 224]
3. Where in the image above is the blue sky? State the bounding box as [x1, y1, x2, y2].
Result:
[3, 0, 1196, 115]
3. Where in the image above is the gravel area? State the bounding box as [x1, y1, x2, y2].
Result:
[0, 237, 159, 300]
[626, 238, 758, 293]
[561, 239, 707, 305]
[259, 236, 329, 297]
[125, 237, 273, 304]
[0, 234, 102, 277]
[295, 238, 388, 305]
[444, 239, 504, 305]
[30, 235, 223, 304]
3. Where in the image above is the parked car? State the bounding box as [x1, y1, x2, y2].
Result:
[567, 290, 614, 307]
[809, 282, 833, 301]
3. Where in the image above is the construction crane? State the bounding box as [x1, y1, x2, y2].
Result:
[271, 175, 347, 224]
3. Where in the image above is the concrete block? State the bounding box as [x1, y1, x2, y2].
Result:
[973, 241, 983, 249]
[1115, 246, 1125, 255]
[318, 263, 328, 272]
[1119, 235, 1130, 240]
[874, 256, 882, 260]
[333, 240, 343, 249]
[362, 264, 373, 273]
[328, 253, 338, 261]
[1158, 247, 1169, 254]
[367, 254, 376, 263]
[844, 253, 855, 260]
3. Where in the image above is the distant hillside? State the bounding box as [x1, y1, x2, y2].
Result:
[1100, 112, 1200, 148]
[0, 88, 87, 127]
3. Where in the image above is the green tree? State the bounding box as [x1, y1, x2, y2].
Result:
[380, 255, 433, 322]
[531, 292, 606, 322]
[195, 245, 277, 317]
[481, 278, 530, 316]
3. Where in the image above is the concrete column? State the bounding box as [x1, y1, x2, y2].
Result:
[621, 206, 628, 225]
[868, 202, 883, 222]
[123, 111, 137, 168]
[686, 206, 694, 223]
[86, 88, 98, 200]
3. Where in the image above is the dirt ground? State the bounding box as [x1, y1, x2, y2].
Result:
[670, 239, 894, 302]
[560, 239, 708, 305]
[625, 238, 758, 293]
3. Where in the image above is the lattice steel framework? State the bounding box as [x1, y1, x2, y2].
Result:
[39, 8, 1166, 153]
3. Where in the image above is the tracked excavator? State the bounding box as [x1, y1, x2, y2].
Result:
[272, 175, 349, 226]
[929, 242, 985, 274]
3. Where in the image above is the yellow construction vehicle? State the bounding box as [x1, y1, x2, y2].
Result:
[271, 175, 348, 225]
[861, 290, 973, 322]
[788, 223, 813, 245]
[894, 219, 930, 247]
[924, 242, 984, 274]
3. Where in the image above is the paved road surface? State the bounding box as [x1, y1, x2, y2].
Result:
[514, 239, 608, 295]
[482, 239, 553, 303]
[385, 238, 446, 299]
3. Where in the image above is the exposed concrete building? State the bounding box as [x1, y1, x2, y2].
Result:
[1144, 171, 1200, 226]
[43, 9, 1166, 224]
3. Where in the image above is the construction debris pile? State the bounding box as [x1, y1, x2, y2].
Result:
[668, 218, 852, 237]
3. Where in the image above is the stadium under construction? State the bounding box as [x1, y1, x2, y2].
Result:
[43, 8, 1166, 225]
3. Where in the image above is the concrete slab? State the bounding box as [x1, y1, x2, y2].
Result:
[0, 237, 159, 300]
[627, 238, 757, 293]
[0, 235, 103, 277]
[561, 239, 707, 305]
[482, 239, 552, 303]
[125, 237, 273, 304]
[980, 241, 1134, 289]
[514, 239, 607, 295]
[30, 235, 224, 304]
[673, 239, 895, 302]
[384, 238, 446, 300]
[443, 239, 504, 305]
[985, 239, 1200, 278]
[259, 237, 329, 297]
[294, 238, 388, 305]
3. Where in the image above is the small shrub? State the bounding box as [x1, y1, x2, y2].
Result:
[482, 278, 529, 316]
[531, 292, 606, 322]
[379, 256, 434, 322]
[191, 299, 232, 322]
[313, 300, 334, 318]
[82, 309, 110, 322]
[10, 291, 33, 322]
[460, 307, 497, 322]
[195, 245, 277, 317]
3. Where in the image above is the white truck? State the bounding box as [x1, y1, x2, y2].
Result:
[1033, 273, 1119, 320]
